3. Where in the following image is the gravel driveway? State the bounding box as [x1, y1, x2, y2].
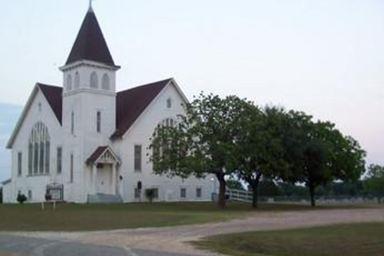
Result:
[4, 207, 384, 256]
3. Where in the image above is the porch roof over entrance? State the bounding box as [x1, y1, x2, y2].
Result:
[86, 146, 120, 165]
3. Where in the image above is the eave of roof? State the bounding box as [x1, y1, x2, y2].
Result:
[111, 78, 173, 139]
[6, 83, 62, 149]
[86, 146, 108, 165]
[38, 83, 63, 124]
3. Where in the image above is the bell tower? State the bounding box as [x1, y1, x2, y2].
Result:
[59, 5, 120, 196]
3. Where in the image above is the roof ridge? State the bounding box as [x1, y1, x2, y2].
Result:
[117, 78, 173, 94]
[36, 82, 62, 89]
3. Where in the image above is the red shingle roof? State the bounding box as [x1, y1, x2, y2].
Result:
[65, 9, 115, 66]
[37, 78, 171, 139]
[112, 78, 171, 138]
[37, 83, 63, 124]
[86, 146, 108, 165]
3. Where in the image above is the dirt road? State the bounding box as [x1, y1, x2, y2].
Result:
[6, 207, 384, 256]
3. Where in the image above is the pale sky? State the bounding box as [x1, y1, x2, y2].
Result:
[0, 0, 383, 167]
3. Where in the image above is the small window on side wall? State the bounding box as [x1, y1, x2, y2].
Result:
[134, 145, 142, 172]
[166, 98, 172, 108]
[196, 188, 202, 198]
[180, 188, 186, 198]
[17, 152, 22, 176]
[71, 111, 75, 135]
[57, 147, 62, 174]
[96, 111, 101, 133]
[70, 154, 74, 183]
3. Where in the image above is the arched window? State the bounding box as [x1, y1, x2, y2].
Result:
[102, 73, 110, 90]
[152, 117, 177, 160]
[162, 117, 176, 127]
[28, 122, 50, 175]
[90, 71, 98, 88]
[66, 74, 72, 91]
[74, 71, 80, 89]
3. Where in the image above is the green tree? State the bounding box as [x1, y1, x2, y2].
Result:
[281, 111, 366, 207]
[149, 93, 247, 208]
[226, 178, 245, 191]
[364, 164, 384, 203]
[258, 179, 281, 197]
[232, 105, 289, 208]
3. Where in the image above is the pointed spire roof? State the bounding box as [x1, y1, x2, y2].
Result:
[65, 8, 115, 66]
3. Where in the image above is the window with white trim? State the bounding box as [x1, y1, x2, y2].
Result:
[166, 98, 172, 108]
[17, 152, 22, 176]
[57, 147, 62, 174]
[134, 145, 142, 172]
[28, 122, 50, 175]
[70, 154, 74, 183]
[90, 71, 98, 88]
[196, 187, 202, 198]
[102, 73, 110, 90]
[74, 71, 80, 88]
[66, 74, 72, 91]
[71, 111, 75, 135]
[96, 111, 101, 133]
[180, 188, 186, 198]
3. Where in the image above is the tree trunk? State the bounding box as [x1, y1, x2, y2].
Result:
[309, 183, 316, 207]
[216, 172, 226, 209]
[250, 173, 262, 208]
[252, 185, 258, 208]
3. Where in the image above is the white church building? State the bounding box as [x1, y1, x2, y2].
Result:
[3, 6, 215, 203]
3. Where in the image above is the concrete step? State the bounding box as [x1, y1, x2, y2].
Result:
[87, 193, 123, 204]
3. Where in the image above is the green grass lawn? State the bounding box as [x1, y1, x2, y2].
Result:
[194, 222, 384, 256]
[0, 202, 373, 231]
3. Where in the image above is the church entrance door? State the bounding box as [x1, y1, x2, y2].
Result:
[96, 165, 112, 194]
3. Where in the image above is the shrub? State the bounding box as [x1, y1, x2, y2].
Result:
[17, 193, 27, 204]
[145, 188, 156, 203]
[0, 188, 3, 204]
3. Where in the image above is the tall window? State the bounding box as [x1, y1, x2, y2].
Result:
[71, 111, 74, 135]
[162, 118, 175, 127]
[90, 71, 98, 88]
[17, 152, 22, 176]
[180, 188, 186, 198]
[39, 139, 44, 174]
[70, 154, 74, 183]
[74, 71, 80, 89]
[66, 74, 72, 91]
[134, 145, 142, 172]
[45, 140, 50, 174]
[28, 142, 32, 175]
[96, 111, 101, 133]
[196, 187, 202, 198]
[28, 122, 50, 175]
[57, 147, 62, 174]
[102, 73, 110, 90]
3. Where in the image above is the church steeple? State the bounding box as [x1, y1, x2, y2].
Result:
[65, 7, 115, 66]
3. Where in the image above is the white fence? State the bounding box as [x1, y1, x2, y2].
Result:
[226, 189, 253, 203]
[226, 189, 383, 205]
